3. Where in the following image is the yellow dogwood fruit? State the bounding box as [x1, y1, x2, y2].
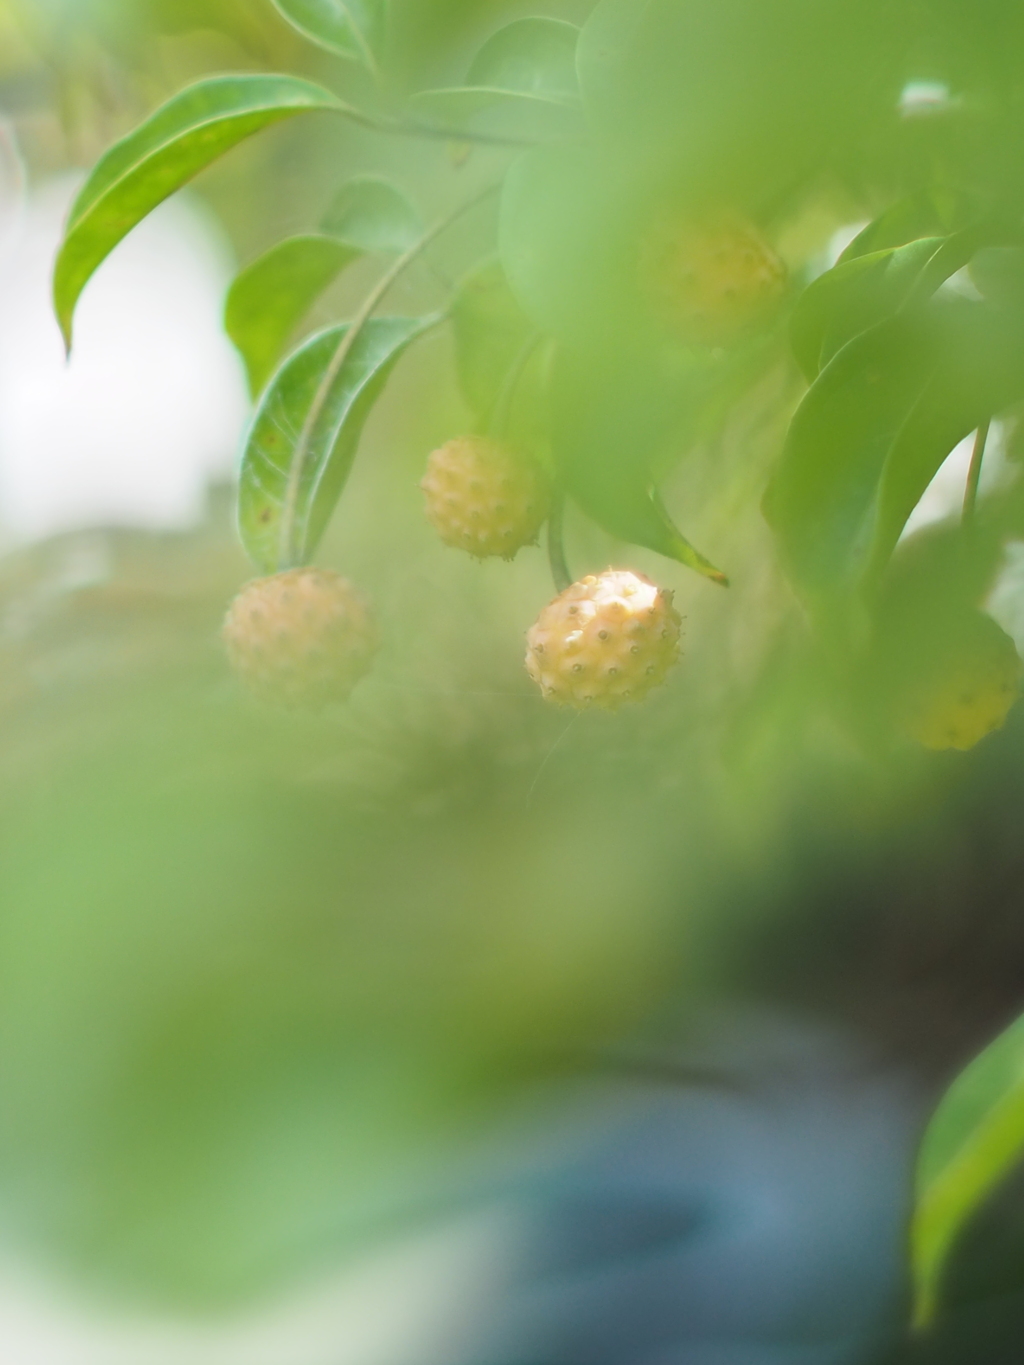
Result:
[526, 569, 682, 710]
[222, 567, 376, 709]
[421, 436, 549, 560]
[898, 615, 1022, 751]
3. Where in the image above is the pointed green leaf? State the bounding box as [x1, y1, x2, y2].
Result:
[271, 0, 385, 72]
[226, 236, 359, 398]
[913, 1012, 1024, 1328]
[319, 174, 422, 252]
[450, 258, 536, 417]
[53, 74, 353, 351]
[837, 195, 945, 263]
[766, 299, 1024, 610]
[791, 238, 944, 382]
[239, 316, 436, 572]
[412, 18, 582, 139]
[552, 348, 728, 584]
[226, 178, 421, 397]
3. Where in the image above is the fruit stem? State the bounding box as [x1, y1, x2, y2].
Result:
[963, 419, 990, 525]
[548, 490, 572, 593]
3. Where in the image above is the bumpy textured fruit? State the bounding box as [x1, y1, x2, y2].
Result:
[897, 615, 1021, 751]
[421, 436, 549, 559]
[526, 569, 682, 709]
[222, 567, 376, 708]
[639, 213, 786, 346]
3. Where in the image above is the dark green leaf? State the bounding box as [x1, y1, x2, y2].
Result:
[226, 236, 359, 398]
[271, 0, 385, 72]
[53, 75, 351, 351]
[239, 316, 436, 572]
[450, 258, 536, 417]
[412, 18, 582, 139]
[319, 174, 422, 252]
[791, 238, 944, 381]
[912, 1012, 1024, 1327]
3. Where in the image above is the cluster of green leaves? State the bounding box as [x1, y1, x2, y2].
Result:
[47, 0, 1024, 1328]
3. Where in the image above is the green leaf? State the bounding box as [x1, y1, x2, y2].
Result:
[271, 0, 385, 72]
[53, 74, 352, 352]
[765, 299, 1024, 610]
[225, 177, 422, 397]
[913, 1012, 1024, 1328]
[552, 348, 728, 584]
[412, 18, 582, 139]
[319, 174, 422, 252]
[837, 195, 946, 263]
[238, 316, 436, 572]
[450, 258, 537, 417]
[791, 238, 945, 381]
[226, 236, 359, 398]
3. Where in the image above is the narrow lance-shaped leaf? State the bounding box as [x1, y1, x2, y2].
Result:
[271, 0, 386, 73]
[413, 18, 582, 139]
[239, 315, 437, 572]
[53, 74, 355, 351]
[912, 1012, 1024, 1328]
[225, 176, 422, 396]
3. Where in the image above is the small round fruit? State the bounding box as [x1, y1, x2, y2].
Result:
[421, 436, 549, 560]
[222, 567, 376, 709]
[639, 212, 786, 346]
[526, 569, 682, 710]
[898, 614, 1021, 751]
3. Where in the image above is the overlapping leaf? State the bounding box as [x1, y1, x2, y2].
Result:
[272, 0, 386, 73]
[413, 18, 582, 140]
[766, 298, 1024, 610]
[239, 316, 436, 572]
[912, 1011, 1024, 1328]
[450, 258, 537, 417]
[226, 177, 421, 396]
[53, 74, 353, 350]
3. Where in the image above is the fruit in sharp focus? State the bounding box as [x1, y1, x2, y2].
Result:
[222, 567, 376, 709]
[896, 612, 1021, 751]
[639, 211, 786, 346]
[421, 436, 549, 560]
[526, 569, 682, 710]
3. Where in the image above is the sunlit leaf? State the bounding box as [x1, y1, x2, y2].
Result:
[239, 316, 437, 572]
[913, 1012, 1024, 1328]
[226, 237, 359, 398]
[53, 75, 353, 351]
[271, 0, 386, 72]
[412, 18, 582, 140]
[319, 174, 422, 252]
[226, 178, 421, 397]
[450, 258, 537, 417]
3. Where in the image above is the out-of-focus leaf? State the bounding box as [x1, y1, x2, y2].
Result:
[553, 349, 728, 584]
[53, 75, 352, 351]
[765, 299, 1024, 610]
[226, 177, 422, 397]
[791, 238, 944, 381]
[319, 174, 423, 251]
[239, 316, 436, 572]
[226, 237, 359, 398]
[271, 0, 385, 72]
[912, 1012, 1024, 1328]
[838, 196, 946, 262]
[413, 18, 582, 140]
[450, 258, 537, 418]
